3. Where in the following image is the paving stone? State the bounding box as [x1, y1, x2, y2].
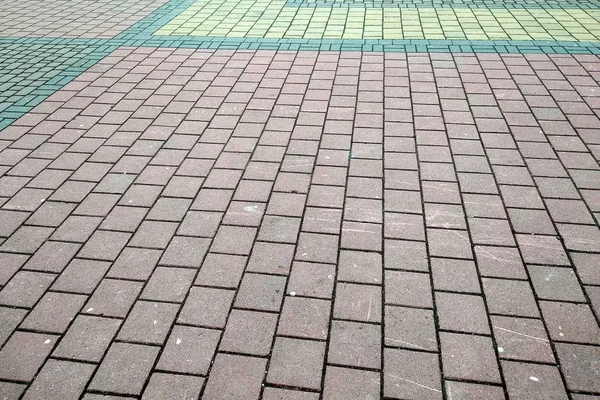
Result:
[323, 366, 380, 400]
[235, 273, 286, 312]
[53, 315, 121, 362]
[0, 306, 27, 347]
[262, 388, 319, 400]
[385, 270, 433, 309]
[440, 332, 502, 383]
[287, 261, 335, 299]
[141, 267, 195, 303]
[22, 359, 95, 400]
[142, 373, 204, 400]
[220, 309, 277, 356]
[443, 381, 505, 400]
[178, 286, 235, 328]
[278, 296, 330, 340]
[328, 320, 381, 369]
[0, 331, 58, 381]
[203, 354, 266, 400]
[195, 253, 246, 288]
[90, 342, 159, 395]
[491, 315, 555, 363]
[540, 301, 600, 344]
[129, 221, 178, 249]
[502, 361, 568, 400]
[384, 348, 442, 400]
[157, 325, 220, 375]
[247, 241, 295, 275]
[334, 282, 381, 323]
[436, 292, 490, 334]
[528, 265, 586, 302]
[84, 279, 143, 318]
[483, 278, 540, 318]
[0, 271, 55, 308]
[555, 343, 600, 393]
[0, 382, 26, 400]
[21, 292, 86, 333]
[160, 236, 211, 268]
[78, 230, 130, 261]
[267, 337, 326, 390]
[431, 258, 480, 293]
[117, 300, 179, 345]
[385, 305, 437, 351]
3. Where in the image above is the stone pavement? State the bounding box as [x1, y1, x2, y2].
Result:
[0, 0, 600, 399]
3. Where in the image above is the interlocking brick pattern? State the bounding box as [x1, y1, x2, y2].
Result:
[0, 47, 599, 399]
[0, 0, 169, 38]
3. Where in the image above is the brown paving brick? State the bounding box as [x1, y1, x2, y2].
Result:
[483, 278, 539, 318]
[84, 278, 142, 318]
[0, 306, 26, 347]
[431, 258, 480, 293]
[444, 381, 505, 399]
[117, 300, 179, 345]
[334, 282, 381, 323]
[23, 241, 80, 273]
[160, 236, 211, 268]
[78, 230, 130, 261]
[440, 332, 502, 383]
[0, 225, 53, 254]
[0, 271, 55, 308]
[235, 273, 286, 311]
[328, 320, 381, 369]
[195, 253, 246, 288]
[157, 325, 220, 375]
[247, 241, 295, 275]
[178, 286, 234, 328]
[142, 373, 204, 400]
[528, 265, 586, 302]
[384, 348, 442, 400]
[323, 366, 380, 400]
[262, 388, 319, 400]
[219, 309, 277, 356]
[0, 331, 58, 381]
[288, 261, 335, 299]
[211, 225, 256, 255]
[502, 361, 567, 400]
[90, 342, 159, 395]
[141, 266, 195, 303]
[21, 292, 86, 333]
[555, 343, 600, 393]
[267, 337, 326, 390]
[22, 359, 95, 400]
[540, 301, 600, 344]
[385, 270, 433, 308]
[53, 315, 120, 362]
[436, 292, 490, 334]
[296, 232, 339, 264]
[204, 356, 267, 400]
[385, 305, 437, 351]
[0, 382, 26, 399]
